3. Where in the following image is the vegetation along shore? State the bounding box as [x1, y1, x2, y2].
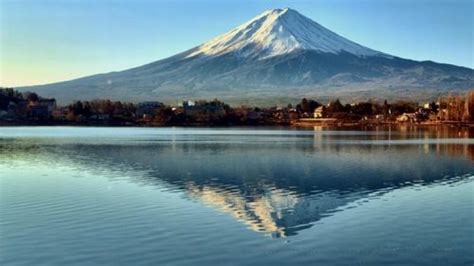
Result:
[1, 88, 473, 127]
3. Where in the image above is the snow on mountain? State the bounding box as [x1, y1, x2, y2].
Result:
[188, 8, 385, 59]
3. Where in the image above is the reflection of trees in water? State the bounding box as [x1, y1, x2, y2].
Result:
[1, 135, 473, 237]
[433, 142, 474, 161]
[309, 125, 474, 163]
[311, 125, 473, 141]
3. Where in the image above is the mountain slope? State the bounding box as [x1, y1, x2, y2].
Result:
[21, 8, 474, 104]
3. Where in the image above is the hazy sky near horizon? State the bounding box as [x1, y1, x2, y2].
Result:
[1, 0, 473, 87]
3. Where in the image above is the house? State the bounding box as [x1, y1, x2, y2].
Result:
[0, 110, 8, 119]
[183, 100, 226, 117]
[247, 111, 262, 121]
[397, 113, 417, 123]
[29, 105, 50, 118]
[37, 98, 57, 113]
[90, 114, 110, 121]
[52, 107, 69, 121]
[6, 102, 18, 117]
[8, 101, 28, 118]
[313, 106, 325, 118]
[28, 98, 56, 119]
[288, 108, 299, 120]
[136, 102, 163, 118]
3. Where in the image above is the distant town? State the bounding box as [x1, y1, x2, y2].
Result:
[1, 88, 473, 127]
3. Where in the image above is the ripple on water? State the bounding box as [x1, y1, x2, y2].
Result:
[1, 127, 473, 265]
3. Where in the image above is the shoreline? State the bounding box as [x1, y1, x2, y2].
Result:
[291, 120, 474, 128]
[1, 120, 473, 128]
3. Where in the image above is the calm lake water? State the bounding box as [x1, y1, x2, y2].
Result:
[1, 126, 473, 265]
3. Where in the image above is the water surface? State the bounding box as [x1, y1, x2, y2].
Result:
[1, 126, 473, 265]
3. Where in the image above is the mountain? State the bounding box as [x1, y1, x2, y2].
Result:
[20, 8, 474, 104]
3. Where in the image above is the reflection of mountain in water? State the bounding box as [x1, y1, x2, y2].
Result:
[1, 129, 473, 237]
[186, 184, 371, 238]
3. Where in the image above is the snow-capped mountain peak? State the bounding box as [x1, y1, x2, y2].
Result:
[188, 8, 384, 59]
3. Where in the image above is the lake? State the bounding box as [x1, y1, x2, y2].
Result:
[1, 126, 473, 265]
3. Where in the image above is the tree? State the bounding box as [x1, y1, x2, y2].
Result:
[327, 99, 346, 113]
[25, 92, 39, 102]
[352, 102, 373, 115]
[69, 101, 84, 116]
[82, 101, 92, 118]
[296, 98, 321, 113]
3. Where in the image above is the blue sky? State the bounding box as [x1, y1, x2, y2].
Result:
[1, 0, 472, 86]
